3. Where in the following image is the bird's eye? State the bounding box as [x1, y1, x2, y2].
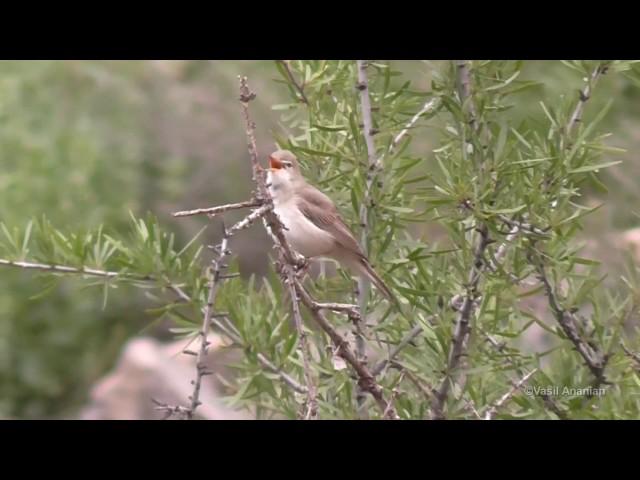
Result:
[282, 161, 292, 168]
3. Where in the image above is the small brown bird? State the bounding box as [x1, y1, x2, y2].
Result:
[266, 149, 396, 302]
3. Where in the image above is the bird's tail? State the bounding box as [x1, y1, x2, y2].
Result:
[358, 257, 400, 308]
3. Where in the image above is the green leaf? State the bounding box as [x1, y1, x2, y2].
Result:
[568, 160, 622, 174]
[382, 206, 414, 214]
[484, 205, 526, 215]
[272, 104, 298, 111]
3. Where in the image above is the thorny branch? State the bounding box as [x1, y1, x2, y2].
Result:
[186, 225, 231, 419]
[173, 199, 262, 218]
[431, 225, 490, 419]
[355, 59, 381, 418]
[240, 74, 398, 419]
[239, 76, 319, 418]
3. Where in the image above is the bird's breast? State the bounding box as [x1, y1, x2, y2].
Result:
[272, 199, 336, 258]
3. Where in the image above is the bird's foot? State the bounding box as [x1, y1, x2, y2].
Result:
[294, 258, 311, 279]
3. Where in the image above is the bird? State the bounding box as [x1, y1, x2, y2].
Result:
[266, 149, 397, 304]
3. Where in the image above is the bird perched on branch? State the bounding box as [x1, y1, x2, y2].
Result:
[266, 149, 397, 304]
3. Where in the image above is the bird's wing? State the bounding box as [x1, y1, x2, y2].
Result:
[296, 184, 364, 256]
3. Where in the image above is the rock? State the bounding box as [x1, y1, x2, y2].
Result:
[77, 336, 250, 420]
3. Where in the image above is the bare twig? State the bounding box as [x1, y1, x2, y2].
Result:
[389, 98, 440, 155]
[227, 204, 272, 234]
[239, 77, 262, 186]
[483, 369, 538, 420]
[173, 199, 263, 218]
[186, 225, 232, 419]
[276, 60, 309, 105]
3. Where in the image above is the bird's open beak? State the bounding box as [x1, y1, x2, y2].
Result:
[269, 155, 283, 170]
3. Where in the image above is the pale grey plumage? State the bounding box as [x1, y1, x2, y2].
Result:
[267, 150, 396, 303]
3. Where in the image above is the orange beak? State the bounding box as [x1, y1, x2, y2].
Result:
[269, 155, 284, 170]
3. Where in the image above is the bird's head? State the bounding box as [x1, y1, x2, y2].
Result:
[268, 149, 303, 188]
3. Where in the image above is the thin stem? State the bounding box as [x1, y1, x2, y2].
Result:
[187, 227, 231, 419]
[0, 258, 149, 280]
[389, 98, 439, 155]
[483, 369, 538, 420]
[173, 199, 263, 218]
[372, 323, 425, 376]
[566, 62, 609, 138]
[276, 60, 309, 105]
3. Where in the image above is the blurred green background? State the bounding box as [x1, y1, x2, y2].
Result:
[0, 60, 638, 419]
